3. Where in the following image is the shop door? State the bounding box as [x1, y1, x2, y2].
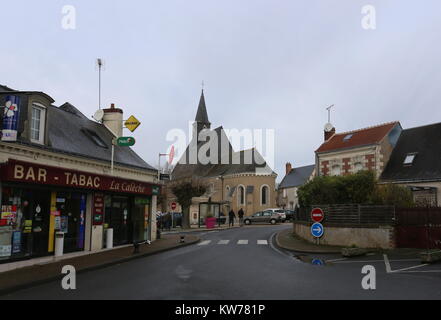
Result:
[57, 193, 87, 253]
[31, 191, 51, 257]
[110, 197, 131, 246]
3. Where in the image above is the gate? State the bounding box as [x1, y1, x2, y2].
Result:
[395, 207, 441, 249]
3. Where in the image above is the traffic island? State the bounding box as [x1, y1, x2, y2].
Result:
[341, 247, 369, 257]
[0, 234, 200, 296]
[275, 228, 343, 254]
[420, 250, 441, 263]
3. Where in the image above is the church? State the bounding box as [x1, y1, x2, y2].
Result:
[164, 90, 277, 226]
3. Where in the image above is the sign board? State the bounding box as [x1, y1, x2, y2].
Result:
[124, 115, 141, 133]
[311, 222, 324, 238]
[311, 259, 325, 266]
[1, 160, 160, 196]
[116, 137, 136, 147]
[1, 95, 20, 142]
[311, 208, 325, 223]
[171, 202, 177, 211]
[160, 173, 170, 181]
[92, 193, 104, 226]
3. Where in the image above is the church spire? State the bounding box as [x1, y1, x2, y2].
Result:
[195, 89, 210, 126]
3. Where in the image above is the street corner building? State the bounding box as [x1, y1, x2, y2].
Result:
[164, 90, 277, 225]
[0, 84, 160, 264]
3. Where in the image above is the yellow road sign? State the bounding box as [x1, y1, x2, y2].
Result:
[125, 115, 141, 132]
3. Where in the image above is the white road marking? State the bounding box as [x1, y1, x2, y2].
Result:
[326, 258, 348, 263]
[384, 254, 392, 273]
[198, 240, 212, 246]
[237, 240, 249, 245]
[391, 263, 429, 273]
[218, 240, 230, 245]
[331, 259, 420, 264]
[257, 240, 268, 245]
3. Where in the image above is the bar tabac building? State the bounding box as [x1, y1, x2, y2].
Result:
[0, 84, 159, 263]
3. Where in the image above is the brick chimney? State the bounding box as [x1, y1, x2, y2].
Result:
[102, 103, 123, 137]
[324, 127, 336, 142]
[286, 162, 292, 175]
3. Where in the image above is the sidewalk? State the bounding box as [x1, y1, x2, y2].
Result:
[0, 234, 199, 295]
[275, 228, 343, 254]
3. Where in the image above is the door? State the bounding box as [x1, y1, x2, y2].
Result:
[110, 197, 130, 246]
[58, 193, 86, 253]
[30, 190, 51, 257]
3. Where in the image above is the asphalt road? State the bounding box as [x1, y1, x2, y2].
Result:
[2, 224, 441, 300]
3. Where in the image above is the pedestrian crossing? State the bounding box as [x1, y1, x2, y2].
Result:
[198, 240, 269, 246]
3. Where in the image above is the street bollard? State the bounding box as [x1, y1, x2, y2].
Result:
[106, 228, 114, 249]
[55, 232, 65, 257]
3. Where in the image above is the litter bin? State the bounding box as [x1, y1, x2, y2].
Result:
[106, 228, 114, 249]
[55, 232, 64, 257]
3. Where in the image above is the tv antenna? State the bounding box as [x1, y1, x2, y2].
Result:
[96, 58, 105, 110]
[326, 104, 334, 123]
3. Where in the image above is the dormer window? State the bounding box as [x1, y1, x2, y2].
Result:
[343, 134, 353, 141]
[404, 153, 417, 165]
[30, 103, 46, 144]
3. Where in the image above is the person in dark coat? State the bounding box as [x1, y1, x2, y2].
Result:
[228, 209, 236, 227]
[238, 208, 245, 226]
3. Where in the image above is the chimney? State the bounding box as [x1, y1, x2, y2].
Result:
[324, 127, 336, 142]
[286, 162, 292, 175]
[102, 103, 123, 137]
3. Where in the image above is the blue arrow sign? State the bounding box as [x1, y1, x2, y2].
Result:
[311, 222, 324, 238]
[311, 259, 325, 266]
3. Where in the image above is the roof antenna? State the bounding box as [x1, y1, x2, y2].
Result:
[96, 58, 104, 110]
[326, 104, 334, 123]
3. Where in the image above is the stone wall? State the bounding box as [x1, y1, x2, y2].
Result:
[293, 222, 394, 249]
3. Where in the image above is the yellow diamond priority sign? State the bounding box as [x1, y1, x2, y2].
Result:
[125, 115, 141, 133]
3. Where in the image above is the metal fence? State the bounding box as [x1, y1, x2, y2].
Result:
[297, 204, 396, 225]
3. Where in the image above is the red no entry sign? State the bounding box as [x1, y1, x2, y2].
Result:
[311, 208, 324, 223]
[171, 202, 177, 211]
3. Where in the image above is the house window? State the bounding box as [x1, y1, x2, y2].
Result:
[404, 153, 417, 165]
[331, 165, 341, 176]
[261, 185, 269, 206]
[238, 185, 245, 206]
[30, 104, 46, 144]
[354, 162, 363, 172]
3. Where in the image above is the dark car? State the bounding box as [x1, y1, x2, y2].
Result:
[284, 210, 296, 222]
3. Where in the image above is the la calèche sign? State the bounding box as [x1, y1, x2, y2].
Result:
[0, 160, 159, 196]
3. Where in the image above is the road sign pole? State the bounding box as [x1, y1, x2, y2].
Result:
[111, 144, 115, 175]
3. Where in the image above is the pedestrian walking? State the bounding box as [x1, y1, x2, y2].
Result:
[238, 208, 245, 226]
[228, 209, 236, 227]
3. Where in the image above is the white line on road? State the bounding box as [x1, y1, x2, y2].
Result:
[384, 254, 392, 273]
[326, 258, 348, 263]
[218, 240, 230, 245]
[237, 240, 249, 245]
[198, 240, 212, 246]
[257, 240, 268, 245]
[391, 263, 429, 273]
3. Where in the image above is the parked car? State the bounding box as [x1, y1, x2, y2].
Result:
[243, 211, 281, 225]
[264, 208, 287, 222]
[284, 210, 296, 222]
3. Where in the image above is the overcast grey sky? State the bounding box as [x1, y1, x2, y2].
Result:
[2, 0, 441, 181]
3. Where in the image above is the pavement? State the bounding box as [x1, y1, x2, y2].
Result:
[2, 224, 441, 300]
[0, 233, 200, 295]
[161, 224, 241, 234]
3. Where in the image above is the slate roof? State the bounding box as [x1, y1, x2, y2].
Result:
[380, 122, 441, 183]
[316, 122, 400, 153]
[279, 165, 315, 189]
[0, 85, 156, 172]
[195, 90, 210, 125]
